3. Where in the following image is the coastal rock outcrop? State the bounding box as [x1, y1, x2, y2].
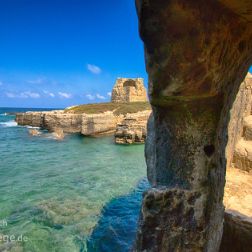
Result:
[16, 111, 82, 133]
[115, 111, 151, 144]
[28, 128, 41, 136]
[81, 112, 123, 136]
[16, 109, 151, 140]
[16, 112, 44, 128]
[15, 77, 151, 140]
[111, 78, 147, 103]
[226, 73, 252, 171]
[52, 128, 65, 140]
[135, 0, 252, 251]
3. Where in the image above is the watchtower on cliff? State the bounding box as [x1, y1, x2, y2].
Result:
[111, 78, 148, 103]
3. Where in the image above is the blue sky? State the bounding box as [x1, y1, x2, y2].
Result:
[0, 1, 251, 108]
[0, 0, 147, 108]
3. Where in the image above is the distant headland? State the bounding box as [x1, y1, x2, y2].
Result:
[15, 78, 151, 144]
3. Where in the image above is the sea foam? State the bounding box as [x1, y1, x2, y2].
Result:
[0, 120, 18, 127]
[26, 126, 40, 129]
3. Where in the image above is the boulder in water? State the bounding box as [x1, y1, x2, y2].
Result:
[29, 129, 41, 136]
[52, 128, 65, 140]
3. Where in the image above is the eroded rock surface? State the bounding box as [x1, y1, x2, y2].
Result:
[226, 73, 252, 171]
[115, 111, 151, 144]
[221, 167, 252, 252]
[52, 128, 65, 140]
[220, 212, 252, 252]
[111, 78, 147, 103]
[82, 112, 123, 136]
[28, 128, 41, 136]
[16, 109, 151, 139]
[135, 0, 252, 251]
[16, 111, 82, 133]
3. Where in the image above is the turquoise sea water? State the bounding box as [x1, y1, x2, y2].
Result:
[0, 108, 148, 252]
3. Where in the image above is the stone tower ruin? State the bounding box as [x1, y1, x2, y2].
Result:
[111, 78, 148, 103]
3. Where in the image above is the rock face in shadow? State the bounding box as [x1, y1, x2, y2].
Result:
[135, 0, 252, 251]
[220, 212, 252, 252]
[111, 78, 148, 103]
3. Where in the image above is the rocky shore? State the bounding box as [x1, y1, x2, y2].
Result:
[115, 110, 150, 144]
[15, 107, 151, 142]
[16, 77, 151, 143]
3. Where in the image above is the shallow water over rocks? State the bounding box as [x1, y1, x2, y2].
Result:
[0, 108, 148, 252]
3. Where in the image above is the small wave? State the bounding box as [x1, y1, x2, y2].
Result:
[26, 126, 40, 129]
[0, 113, 7, 116]
[44, 133, 58, 140]
[0, 120, 18, 127]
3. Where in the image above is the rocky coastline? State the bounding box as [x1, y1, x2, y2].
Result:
[15, 77, 151, 143]
[15, 108, 151, 142]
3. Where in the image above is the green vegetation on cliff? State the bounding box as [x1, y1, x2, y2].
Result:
[64, 102, 151, 115]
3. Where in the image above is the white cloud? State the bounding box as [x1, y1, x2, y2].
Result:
[107, 92, 112, 97]
[87, 64, 101, 74]
[5, 91, 40, 98]
[58, 92, 72, 99]
[86, 94, 95, 100]
[96, 93, 105, 100]
[27, 78, 44, 84]
[43, 90, 55, 97]
[5, 92, 16, 98]
[20, 91, 40, 98]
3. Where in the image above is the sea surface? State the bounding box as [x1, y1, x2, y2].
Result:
[0, 107, 149, 252]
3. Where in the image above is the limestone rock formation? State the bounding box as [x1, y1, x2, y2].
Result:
[111, 78, 147, 103]
[81, 112, 123, 136]
[28, 128, 41, 136]
[43, 112, 82, 133]
[224, 168, 252, 220]
[16, 112, 44, 128]
[16, 111, 82, 133]
[226, 73, 252, 171]
[135, 0, 252, 251]
[15, 109, 151, 139]
[220, 167, 252, 251]
[115, 110, 151, 144]
[52, 128, 65, 140]
[16, 110, 120, 136]
[233, 139, 252, 172]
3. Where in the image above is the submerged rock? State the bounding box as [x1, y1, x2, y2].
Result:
[28, 128, 41, 136]
[52, 128, 65, 140]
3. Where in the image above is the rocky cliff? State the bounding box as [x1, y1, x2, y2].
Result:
[82, 112, 123, 136]
[135, 0, 252, 251]
[226, 73, 252, 172]
[115, 110, 151, 144]
[16, 111, 83, 133]
[15, 108, 151, 139]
